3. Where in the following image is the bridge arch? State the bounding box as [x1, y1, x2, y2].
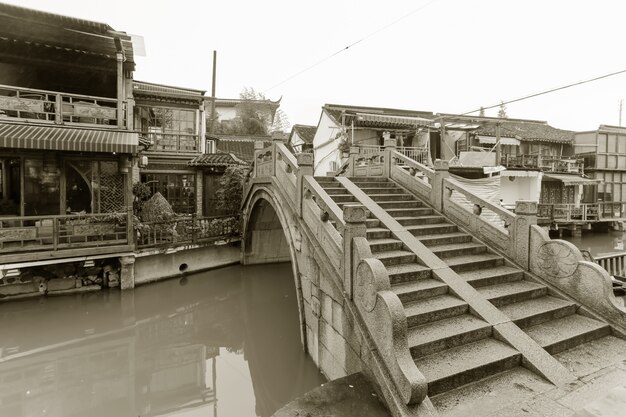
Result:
[242, 186, 306, 349]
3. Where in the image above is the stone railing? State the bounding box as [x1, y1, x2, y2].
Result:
[529, 226, 626, 330]
[390, 149, 434, 203]
[246, 140, 428, 407]
[0, 83, 127, 128]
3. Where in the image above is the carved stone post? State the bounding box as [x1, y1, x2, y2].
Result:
[119, 255, 136, 290]
[296, 153, 313, 218]
[342, 204, 368, 299]
[253, 141, 264, 177]
[432, 159, 449, 212]
[383, 138, 396, 178]
[513, 200, 538, 270]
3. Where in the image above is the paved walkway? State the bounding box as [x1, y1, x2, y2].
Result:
[273, 372, 391, 417]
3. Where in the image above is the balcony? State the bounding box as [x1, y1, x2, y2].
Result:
[501, 154, 584, 174]
[0, 84, 126, 129]
[537, 202, 626, 223]
[0, 212, 132, 264]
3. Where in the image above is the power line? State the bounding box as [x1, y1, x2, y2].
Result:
[463, 68, 626, 116]
[263, 0, 441, 93]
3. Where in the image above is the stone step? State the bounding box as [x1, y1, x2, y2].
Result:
[376, 200, 424, 209]
[408, 314, 492, 358]
[392, 278, 449, 303]
[386, 263, 432, 284]
[476, 280, 548, 307]
[367, 193, 415, 201]
[446, 253, 505, 273]
[417, 232, 473, 247]
[366, 227, 391, 240]
[400, 216, 451, 227]
[323, 187, 350, 195]
[430, 242, 487, 259]
[458, 265, 524, 288]
[386, 208, 434, 218]
[354, 183, 399, 189]
[415, 338, 521, 396]
[368, 238, 404, 253]
[360, 187, 407, 195]
[331, 194, 358, 203]
[348, 177, 391, 183]
[373, 250, 417, 266]
[314, 176, 336, 183]
[499, 296, 577, 328]
[406, 223, 459, 235]
[525, 314, 611, 355]
[404, 294, 468, 327]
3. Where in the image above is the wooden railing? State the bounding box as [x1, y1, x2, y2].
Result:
[501, 154, 584, 174]
[0, 84, 126, 128]
[359, 145, 429, 165]
[538, 202, 626, 222]
[137, 214, 240, 248]
[0, 212, 130, 254]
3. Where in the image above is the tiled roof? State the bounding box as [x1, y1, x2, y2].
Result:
[215, 137, 272, 162]
[133, 81, 206, 100]
[0, 3, 135, 68]
[473, 119, 574, 143]
[323, 104, 435, 126]
[188, 153, 248, 167]
[290, 124, 317, 144]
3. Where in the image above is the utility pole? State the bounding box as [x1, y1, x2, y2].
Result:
[209, 50, 217, 135]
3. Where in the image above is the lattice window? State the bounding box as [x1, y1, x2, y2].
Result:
[95, 161, 124, 213]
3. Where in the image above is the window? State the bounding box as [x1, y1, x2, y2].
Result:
[141, 173, 196, 214]
[136, 105, 198, 152]
[206, 140, 216, 153]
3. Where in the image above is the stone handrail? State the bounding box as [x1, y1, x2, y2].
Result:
[390, 150, 434, 181]
[444, 177, 516, 227]
[529, 226, 626, 331]
[276, 142, 300, 174]
[390, 150, 433, 203]
[302, 175, 345, 235]
[344, 207, 427, 406]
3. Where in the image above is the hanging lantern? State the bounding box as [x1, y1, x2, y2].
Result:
[119, 155, 131, 173]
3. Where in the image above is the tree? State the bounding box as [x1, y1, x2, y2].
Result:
[479, 107, 485, 117]
[216, 165, 247, 213]
[497, 101, 508, 118]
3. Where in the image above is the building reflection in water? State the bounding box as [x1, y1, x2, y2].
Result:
[0, 263, 324, 417]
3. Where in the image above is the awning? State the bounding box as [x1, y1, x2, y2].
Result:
[543, 173, 601, 186]
[355, 113, 432, 128]
[500, 170, 542, 177]
[478, 135, 521, 146]
[0, 122, 138, 153]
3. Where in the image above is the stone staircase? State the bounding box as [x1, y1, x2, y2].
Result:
[314, 175, 625, 402]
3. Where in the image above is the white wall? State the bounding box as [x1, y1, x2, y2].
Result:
[313, 111, 342, 176]
[500, 174, 542, 207]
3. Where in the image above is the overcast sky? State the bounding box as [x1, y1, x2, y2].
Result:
[7, 0, 626, 131]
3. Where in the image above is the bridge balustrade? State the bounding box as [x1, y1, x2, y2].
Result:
[244, 140, 429, 408]
[243, 139, 626, 413]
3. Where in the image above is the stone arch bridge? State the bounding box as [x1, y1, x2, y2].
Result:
[241, 140, 626, 417]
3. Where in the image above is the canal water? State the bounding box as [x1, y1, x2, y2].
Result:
[563, 229, 626, 257]
[0, 263, 325, 417]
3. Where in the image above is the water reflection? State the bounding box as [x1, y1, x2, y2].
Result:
[0, 263, 325, 417]
[564, 229, 626, 257]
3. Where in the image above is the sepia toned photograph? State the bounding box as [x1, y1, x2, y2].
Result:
[0, 1, 625, 416]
